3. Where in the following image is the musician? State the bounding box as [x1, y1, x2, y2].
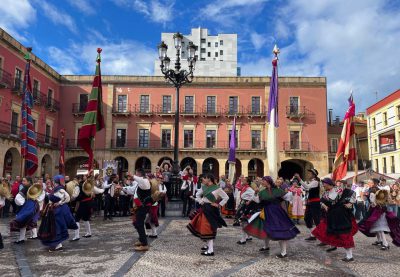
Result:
[181, 174, 195, 217]
[158, 176, 167, 217]
[103, 174, 116, 220]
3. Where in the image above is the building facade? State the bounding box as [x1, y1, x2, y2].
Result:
[154, 28, 238, 77]
[0, 28, 329, 180]
[367, 89, 400, 176]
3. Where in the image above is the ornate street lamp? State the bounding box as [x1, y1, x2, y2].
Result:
[158, 33, 197, 198]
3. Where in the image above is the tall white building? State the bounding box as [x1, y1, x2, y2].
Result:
[154, 28, 238, 77]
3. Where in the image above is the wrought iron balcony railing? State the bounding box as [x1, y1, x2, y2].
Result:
[283, 141, 311, 152]
[0, 68, 13, 88]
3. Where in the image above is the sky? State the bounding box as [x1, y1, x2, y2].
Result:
[1, 0, 400, 116]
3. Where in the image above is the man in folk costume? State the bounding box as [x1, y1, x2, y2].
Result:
[132, 168, 152, 251]
[187, 173, 229, 256]
[235, 177, 257, 244]
[298, 169, 321, 240]
[312, 178, 358, 262]
[10, 177, 45, 243]
[181, 174, 195, 217]
[145, 176, 165, 238]
[103, 174, 117, 220]
[40, 175, 78, 252]
[71, 171, 101, 241]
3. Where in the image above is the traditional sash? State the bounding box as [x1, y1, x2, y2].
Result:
[202, 184, 219, 203]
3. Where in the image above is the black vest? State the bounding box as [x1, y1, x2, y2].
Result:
[137, 186, 152, 205]
[308, 186, 320, 199]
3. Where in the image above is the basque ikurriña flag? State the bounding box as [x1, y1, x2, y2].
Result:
[21, 50, 38, 176]
[78, 48, 105, 170]
[332, 94, 356, 181]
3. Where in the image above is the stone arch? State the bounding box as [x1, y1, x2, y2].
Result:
[180, 157, 197, 175]
[158, 156, 173, 166]
[248, 158, 264, 178]
[278, 159, 314, 180]
[135, 156, 152, 173]
[115, 156, 129, 177]
[40, 154, 53, 177]
[2, 147, 21, 178]
[202, 157, 219, 177]
[65, 156, 99, 177]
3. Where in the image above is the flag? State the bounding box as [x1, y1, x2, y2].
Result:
[20, 49, 38, 176]
[59, 129, 65, 174]
[228, 117, 236, 184]
[332, 94, 356, 181]
[267, 45, 280, 179]
[78, 48, 105, 170]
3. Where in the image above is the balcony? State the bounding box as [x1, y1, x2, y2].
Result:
[200, 105, 223, 117]
[154, 105, 175, 116]
[36, 133, 58, 148]
[66, 139, 81, 150]
[45, 98, 60, 112]
[112, 104, 132, 116]
[179, 105, 200, 117]
[380, 144, 396, 154]
[245, 105, 267, 118]
[110, 139, 174, 149]
[11, 78, 24, 95]
[72, 103, 87, 115]
[0, 68, 13, 88]
[283, 141, 312, 152]
[132, 104, 155, 116]
[286, 106, 312, 119]
[0, 121, 20, 139]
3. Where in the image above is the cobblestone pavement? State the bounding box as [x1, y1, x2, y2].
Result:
[1, 216, 399, 277]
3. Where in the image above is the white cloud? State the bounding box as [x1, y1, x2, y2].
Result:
[112, 0, 175, 25]
[38, 1, 78, 33]
[250, 32, 270, 51]
[240, 0, 400, 114]
[0, 0, 36, 42]
[67, 0, 95, 15]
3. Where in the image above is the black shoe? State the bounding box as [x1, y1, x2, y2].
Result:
[305, 236, 317, 241]
[0, 235, 3, 249]
[341, 257, 354, 262]
[233, 222, 240, 227]
[149, 235, 158, 238]
[201, 251, 214, 256]
[246, 237, 252, 241]
[28, 237, 38, 240]
[14, 240, 25, 244]
[259, 247, 270, 252]
[317, 242, 327, 246]
[83, 234, 92, 238]
[276, 254, 287, 258]
[372, 241, 382, 246]
[236, 241, 246, 245]
[381, 245, 390, 251]
[70, 238, 80, 242]
[103, 217, 108, 221]
[201, 246, 208, 251]
[326, 247, 337, 252]
[49, 247, 63, 252]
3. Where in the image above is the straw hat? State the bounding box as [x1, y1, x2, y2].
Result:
[27, 183, 43, 200]
[375, 190, 389, 206]
[66, 180, 78, 198]
[82, 179, 94, 196]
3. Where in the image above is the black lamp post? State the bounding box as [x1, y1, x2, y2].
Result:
[158, 33, 197, 198]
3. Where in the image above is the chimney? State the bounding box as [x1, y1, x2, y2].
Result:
[328, 109, 333, 125]
[335, 116, 340, 126]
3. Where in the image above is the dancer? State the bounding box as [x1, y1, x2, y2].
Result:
[358, 188, 400, 250]
[221, 179, 236, 218]
[244, 176, 299, 258]
[0, 179, 12, 249]
[145, 177, 162, 238]
[187, 173, 229, 256]
[39, 175, 78, 252]
[235, 177, 257, 244]
[312, 178, 358, 262]
[71, 172, 96, 241]
[288, 178, 304, 224]
[298, 169, 321, 240]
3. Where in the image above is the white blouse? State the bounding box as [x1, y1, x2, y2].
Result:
[195, 187, 229, 206]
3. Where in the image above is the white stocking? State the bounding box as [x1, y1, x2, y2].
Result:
[56, 243, 62, 249]
[74, 222, 80, 239]
[264, 238, 270, 248]
[376, 232, 382, 242]
[31, 228, 37, 238]
[84, 221, 91, 236]
[150, 224, 157, 236]
[381, 231, 389, 247]
[19, 228, 26, 241]
[308, 228, 314, 237]
[345, 248, 353, 259]
[240, 230, 247, 242]
[207, 239, 214, 253]
[279, 240, 287, 256]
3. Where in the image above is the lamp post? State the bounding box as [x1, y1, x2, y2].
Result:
[158, 33, 197, 198]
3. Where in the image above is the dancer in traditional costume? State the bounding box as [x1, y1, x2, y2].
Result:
[312, 178, 358, 262]
[235, 178, 257, 244]
[71, 172, 98, 241]
[244, 176, 299, 258]
[187, 173, 229, 256]
[288, 178, 304, 224]
[145, 178, 163, 238]
[0, 180, 12, 249]
[221, 179, 235, 218]
[39, 175, 78, 252]
[10, 177, 44, 243]
[358, 188, 400, 250]
[298, 169, 321, 240]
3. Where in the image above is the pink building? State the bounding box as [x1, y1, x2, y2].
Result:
[0, 28, 329, 179]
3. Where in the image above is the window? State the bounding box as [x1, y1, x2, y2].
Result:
[161, 129, 171, 148]
[207, 96, 216, 114]
[162, 95, 172, 113]
[117, 95, 127, 112]
[140, 95, 149, 113]
[220, 40, 223, 46]
[375, 159, 379, 172]
[329, 158, 335, 172]
[200, 58, 206, 61]
[220, 50, 223, 56]
[397, 105, 400, 120]
[206, 130, 216, 148]
[47, 89, 53, 107]
[252, 130, 261, 149]
[79, 94, 88, 112]
[207, 42, 211, 47]
[215, 52, 218, 57]
[201, 48, 206, 53]
[383, 112, 388, 126]
[184, 130, 193, 148]
[201, 38, 206, 43]
[374, 139, 378, 152]
[33, 80, 39, 100]
[330, 138, 338, 153]
[14, 68, 22, 90]
[116, 128, 126, 147]
[251, 97, 260, 114]
[207, 52, 211, 57]
[139, 129, 149, 148]
[185, 96, 194, 113]
[290, 131, 300, 149]
[383, 157, 387, 173]
[228, 130, 238, 148]
[372, 118, 376, 130]
[229, 96, 238, 114]
[11, 111, 18, 135]
[215, 42, 218, 47]
[45, 124, 51, 143]
[32, 119, 36, 132]
[391, 156, 395, 173]
[289, 96, 299, 115]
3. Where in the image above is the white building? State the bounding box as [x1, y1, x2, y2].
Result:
[154, 28, 238, 77]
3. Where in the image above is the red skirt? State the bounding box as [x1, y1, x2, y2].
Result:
[312, 217, 358, 248]
[187, 210, 216, 240]
[221, 206, 235, 216]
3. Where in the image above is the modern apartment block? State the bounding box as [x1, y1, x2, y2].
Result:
[154, 28, 238, 77]
[367, 89, 400, 176]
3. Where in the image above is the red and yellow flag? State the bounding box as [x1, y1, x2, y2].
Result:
[332, 95, 356, 181]
[78, 48, 105, 170]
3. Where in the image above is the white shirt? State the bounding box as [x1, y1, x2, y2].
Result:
[159, 183, 167, 194]
[378, 185, 390, 191]
[51, 188, 70, 205]
[133, 176, 151, 190]
[240, 187, 255, 201]
[355, 186, 365, 202]
[195, 186, 229, 206]
[300, 179, 319, 191]
[123, 181, 139, 196]
[0, 195, 5, 207]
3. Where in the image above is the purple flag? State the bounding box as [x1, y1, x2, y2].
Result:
[228, 117, 236, 162]
[267, 58, 279, 127]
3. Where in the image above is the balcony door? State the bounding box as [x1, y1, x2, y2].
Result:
[289, 96, 299, 114]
